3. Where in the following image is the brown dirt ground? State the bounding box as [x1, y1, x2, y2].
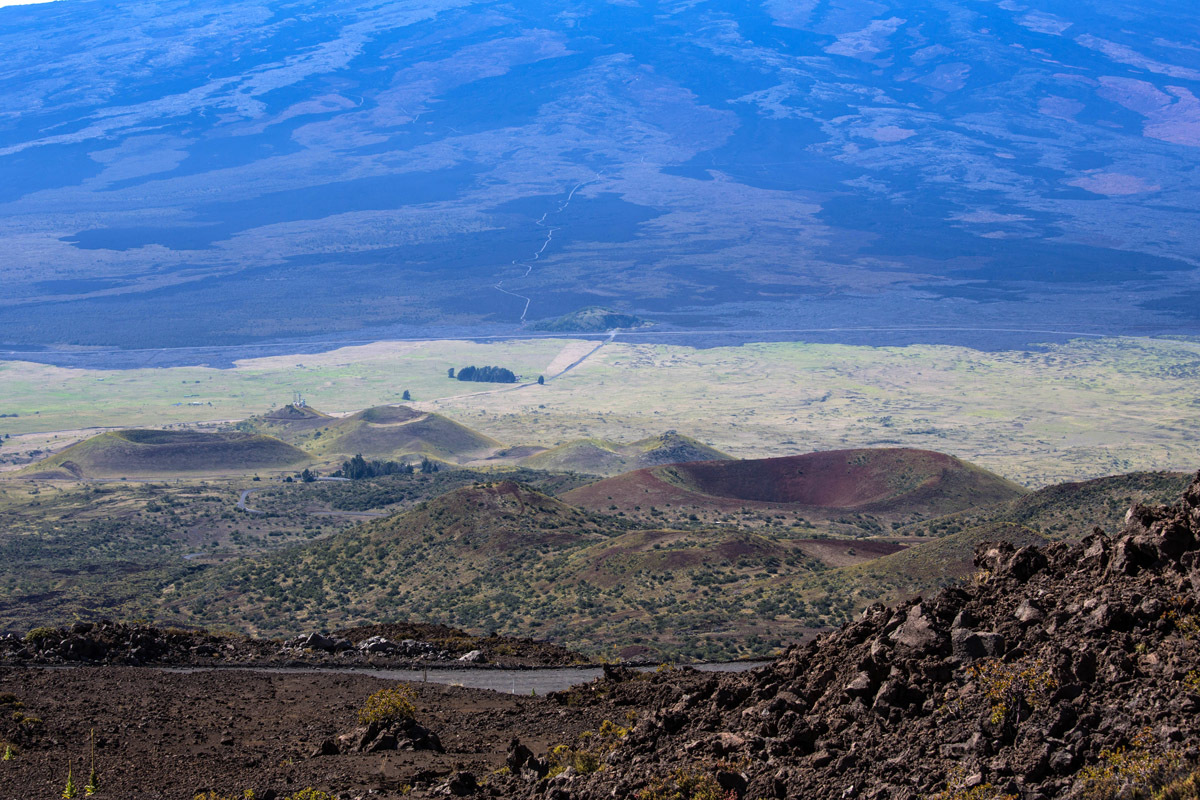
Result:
[0, 666, 608, 799]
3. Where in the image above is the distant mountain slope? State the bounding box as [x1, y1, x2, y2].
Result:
[564, 448, 1026, 522]
[5, 0, 1199, 353]
[22, 430, 310, 478]
[520, 431, 730, 476]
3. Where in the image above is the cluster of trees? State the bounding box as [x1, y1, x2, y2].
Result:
[336, 453, 439, 480]
[448, 366, 517, 383]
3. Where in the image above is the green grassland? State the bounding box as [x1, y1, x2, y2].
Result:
[426, 336, 1200, 488]
[3, 336, 1199, 487]
[0, 338, 568, 436]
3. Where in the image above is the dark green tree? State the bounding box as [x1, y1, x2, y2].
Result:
[338, 453, 412, 479]
[456, 365, 517, 383]
[537, 375, 545, 385]
[402, 390, 411, 401]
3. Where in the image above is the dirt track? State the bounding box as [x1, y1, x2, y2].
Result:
[0, 666, 607, 799]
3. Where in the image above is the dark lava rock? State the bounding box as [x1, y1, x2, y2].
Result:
[335, 718, 444, 754]
[447, 771, 479, 796]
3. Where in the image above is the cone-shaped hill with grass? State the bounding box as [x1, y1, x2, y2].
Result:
[20, 429, 310, 479]
[519, 431, 731, 476]
[239, 404, 501, 464]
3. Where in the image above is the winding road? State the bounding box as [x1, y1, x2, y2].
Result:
[236, 489, 262, 514]
[492, 175, 602, 324]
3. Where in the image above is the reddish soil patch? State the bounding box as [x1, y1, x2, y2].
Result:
[795, 538, 907, 568]
[566, 448, 1022, 518]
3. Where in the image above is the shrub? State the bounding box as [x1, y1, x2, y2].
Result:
[929, 768, 1017, 800]
[1076, 728, 1184, 800]
[24, 627, 58, 645]
[967, 658, 1057, 726]
[545, 719, 630, 778]
[62, 762, 78, 799]
[12, 711, 43, 729]
[636, 767, 735, 800]
[1155, 769, 1200, 800]
[283, 791, 337, 800]
[1163, 597, 1199, 640]
[357, 686, 416, 726]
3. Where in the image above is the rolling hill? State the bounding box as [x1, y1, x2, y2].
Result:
[152, 468, 1050, 659]
[519, 431, 731, 476]
[241, 404, 502, 464]
[316, 406, 501, 462]
[20, 429, 310, 479]
[14, 465, 1183, 660]
[563, 448, 1026, 526]
[775, 522, 1051, 612]
[240, 403, 333, 437]
[777, 470, 1195, 614]
[903, 469, 1194, 542]
[163, 480, 833, 659]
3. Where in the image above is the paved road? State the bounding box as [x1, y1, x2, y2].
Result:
[236, 489, 262, 514]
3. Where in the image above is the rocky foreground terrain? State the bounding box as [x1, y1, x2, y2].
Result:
[0, 621, 583, 669]
[1, 477, 1198, 798]
[493, 474, 1200, 800]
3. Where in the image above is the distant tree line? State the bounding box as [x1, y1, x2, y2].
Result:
[335, 453, 439, 479]
[452, 365, 517, 383]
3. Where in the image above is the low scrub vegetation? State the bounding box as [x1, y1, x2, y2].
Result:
[358, 686, 417, 726]
[1075, 729, 1186, 800]
[635, 767, 735, 800]
[967, 657, 1057, 727]
[546, 719, 630, 779]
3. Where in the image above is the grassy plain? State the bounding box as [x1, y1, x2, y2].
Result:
[2, 335, 1199, 486]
